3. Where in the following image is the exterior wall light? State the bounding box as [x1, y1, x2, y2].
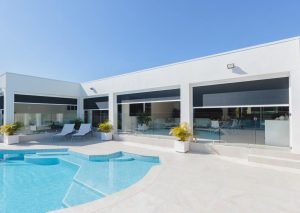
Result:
[90, 87, 97, 93]
[227, 63, 235, 69]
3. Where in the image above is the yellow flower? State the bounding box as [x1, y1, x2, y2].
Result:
[169, 122, 192, 142]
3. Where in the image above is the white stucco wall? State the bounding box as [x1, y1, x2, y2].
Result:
[1, 72, 83, 124]
[81, 38, 299, 96]
[5, 72, 82, 98]
[1, 37, 300, 152]
[289, 39, 300, 153]
[80, 37, 300, 152]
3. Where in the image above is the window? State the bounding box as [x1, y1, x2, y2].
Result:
[130, 104, 144, 116]
[67, 105, 77, 111]
[129, 103, 152, 116]
[145, 103, 151, 116]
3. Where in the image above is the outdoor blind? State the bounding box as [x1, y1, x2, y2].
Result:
[117, 89, 180, 104]
[193, 77, 289, 107]
[14, 94, 77, 105]
[84, 96, 109, 110]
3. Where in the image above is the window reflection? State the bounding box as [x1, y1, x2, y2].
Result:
[193, 106, 289, 145]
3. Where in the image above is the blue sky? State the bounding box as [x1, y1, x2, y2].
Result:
[0, 0, 299, 82]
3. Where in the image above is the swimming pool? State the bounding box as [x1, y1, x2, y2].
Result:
[0, 149, 159, 213]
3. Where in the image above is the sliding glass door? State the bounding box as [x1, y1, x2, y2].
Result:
[118, 101, 180, 136]
[91, 110, 108, 127]
[193, 77, 290, 146]
[193, 106, 289, 145]
[117, 89, 180, 136]
[83, 96, 109, 127]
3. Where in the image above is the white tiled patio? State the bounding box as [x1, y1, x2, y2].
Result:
[1, 139, 300, 213]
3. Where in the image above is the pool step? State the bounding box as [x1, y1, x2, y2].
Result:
[24, 152, 69, 165]
[36, 152, 69, 156]
[62, 181, 104, 207]
[73, 178, 107, 196]
[248, 154, 300, 169]
[2, 154, 23, 160]
[109, 156, 135, 162]
[24, 154, 59, 165]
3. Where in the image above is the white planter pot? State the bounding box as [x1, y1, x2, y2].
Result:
[174, 140, 190, 153]
[30, 125, 37, 131]
[101, 132, 113, 141]
[4, 135, 19, 145]
[137, 124, 149, 131]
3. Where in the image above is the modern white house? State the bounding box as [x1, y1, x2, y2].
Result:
[1, 37, 300, 152]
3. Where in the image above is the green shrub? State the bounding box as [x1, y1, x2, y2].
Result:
[0, 123, 22, 136]
[98, 122, 113, 133]
[169, 122, 192, 142]
[14, 122, 23, 130]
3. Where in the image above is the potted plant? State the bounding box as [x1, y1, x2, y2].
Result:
[98, 121, 113, 141]
[137, 113, 152, 131]
[169, 122, 192, 153]
[0, 122, 22, 145]
[74, 118, 82, 130]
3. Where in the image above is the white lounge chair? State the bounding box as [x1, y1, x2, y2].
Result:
[211, 120, 220, 129]
[71, 124, 92, 140]
[210, 120, 220, 136]
[53, 124, 75, 140]
[229, 119, 239, 129]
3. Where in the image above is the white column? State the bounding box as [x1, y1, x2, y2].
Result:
[122, 104, 130, 132]
[180, 83, 193, 128]
[108, 93, 117, 132]
[24, 113, 30, 126]
[4, 88, 14, 124]
[290, 72, 300, 153]
[36, 113, 42, 126]
[222, 108, 229, 120]
[77, 97, 84, 120]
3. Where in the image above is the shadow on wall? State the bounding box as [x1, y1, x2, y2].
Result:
[232, 66, 247, 75]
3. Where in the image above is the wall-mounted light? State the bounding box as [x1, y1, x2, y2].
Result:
[90, 87, 97, 93]
[227, 63, 235, 70]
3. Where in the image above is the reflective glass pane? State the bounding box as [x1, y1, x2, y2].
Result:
[193, 106, 290, 146]
[14, 103, 77, 134]
[118, 101, 180, 137]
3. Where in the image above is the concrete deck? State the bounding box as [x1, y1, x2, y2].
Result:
[1, 139, 300, 213]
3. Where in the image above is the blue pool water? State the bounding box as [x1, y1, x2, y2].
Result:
[0, 149, 159, 213]
[194, 130, 221, 140]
